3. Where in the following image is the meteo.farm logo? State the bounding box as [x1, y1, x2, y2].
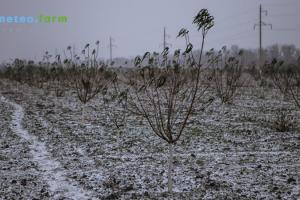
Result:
[0, 14, 68, 24]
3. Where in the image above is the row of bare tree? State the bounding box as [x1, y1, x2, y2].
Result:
[0, 9, 299, 194]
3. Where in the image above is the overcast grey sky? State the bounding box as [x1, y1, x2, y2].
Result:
[0, 0, 300, 62]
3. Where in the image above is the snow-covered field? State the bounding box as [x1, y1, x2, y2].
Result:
[0, 80, 299, 199]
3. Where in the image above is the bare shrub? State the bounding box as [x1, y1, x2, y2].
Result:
[49, 66, 66, 97]
[1, 59, 52, 90]
[65, 42, 114, 122]
[272, 109, 295, 132]
[208, 46, 244, 104]
[102, 70, 128, 130]
[103, 175, 133, 200]
[124, 9, 214, 193]
[103, 175, 121, 195]
[46, 55, 68, 97]
[72, 64, 111, 103]
[264, 59, 300, 108]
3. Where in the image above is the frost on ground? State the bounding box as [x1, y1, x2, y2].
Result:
[1, 96, 96, 200]
[0, 81, 300, 200]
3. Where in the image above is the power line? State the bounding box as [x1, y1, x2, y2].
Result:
[272, 28, 300, 31]
[208, 29, 254, 44]
[215, 6, 256, 25]
[215, 19, 255, 31]
[254, 4, 272, 68]
[269, 14, 300, 17]
[189, 27, 254, 48]
[263, 2, 300, 7]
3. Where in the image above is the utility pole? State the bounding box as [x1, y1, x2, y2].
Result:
[109, 36, 116, 65]
[161, 27, 172, 50]
[163, 27, 166, 49]
[254, 4, 272, 69]
[110, 36, 113, 63]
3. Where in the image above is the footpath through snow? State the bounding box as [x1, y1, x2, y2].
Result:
[1, 95, 95, 200]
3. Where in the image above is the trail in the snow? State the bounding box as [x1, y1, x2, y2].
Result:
[1, 96, 95, 200]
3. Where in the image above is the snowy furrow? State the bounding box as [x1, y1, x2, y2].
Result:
[1, 96, 95, 200]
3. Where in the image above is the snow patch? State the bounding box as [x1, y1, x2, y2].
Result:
[2, 96, 96, 200]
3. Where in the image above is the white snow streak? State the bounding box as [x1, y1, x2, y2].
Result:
[1, 96, 94, 200]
